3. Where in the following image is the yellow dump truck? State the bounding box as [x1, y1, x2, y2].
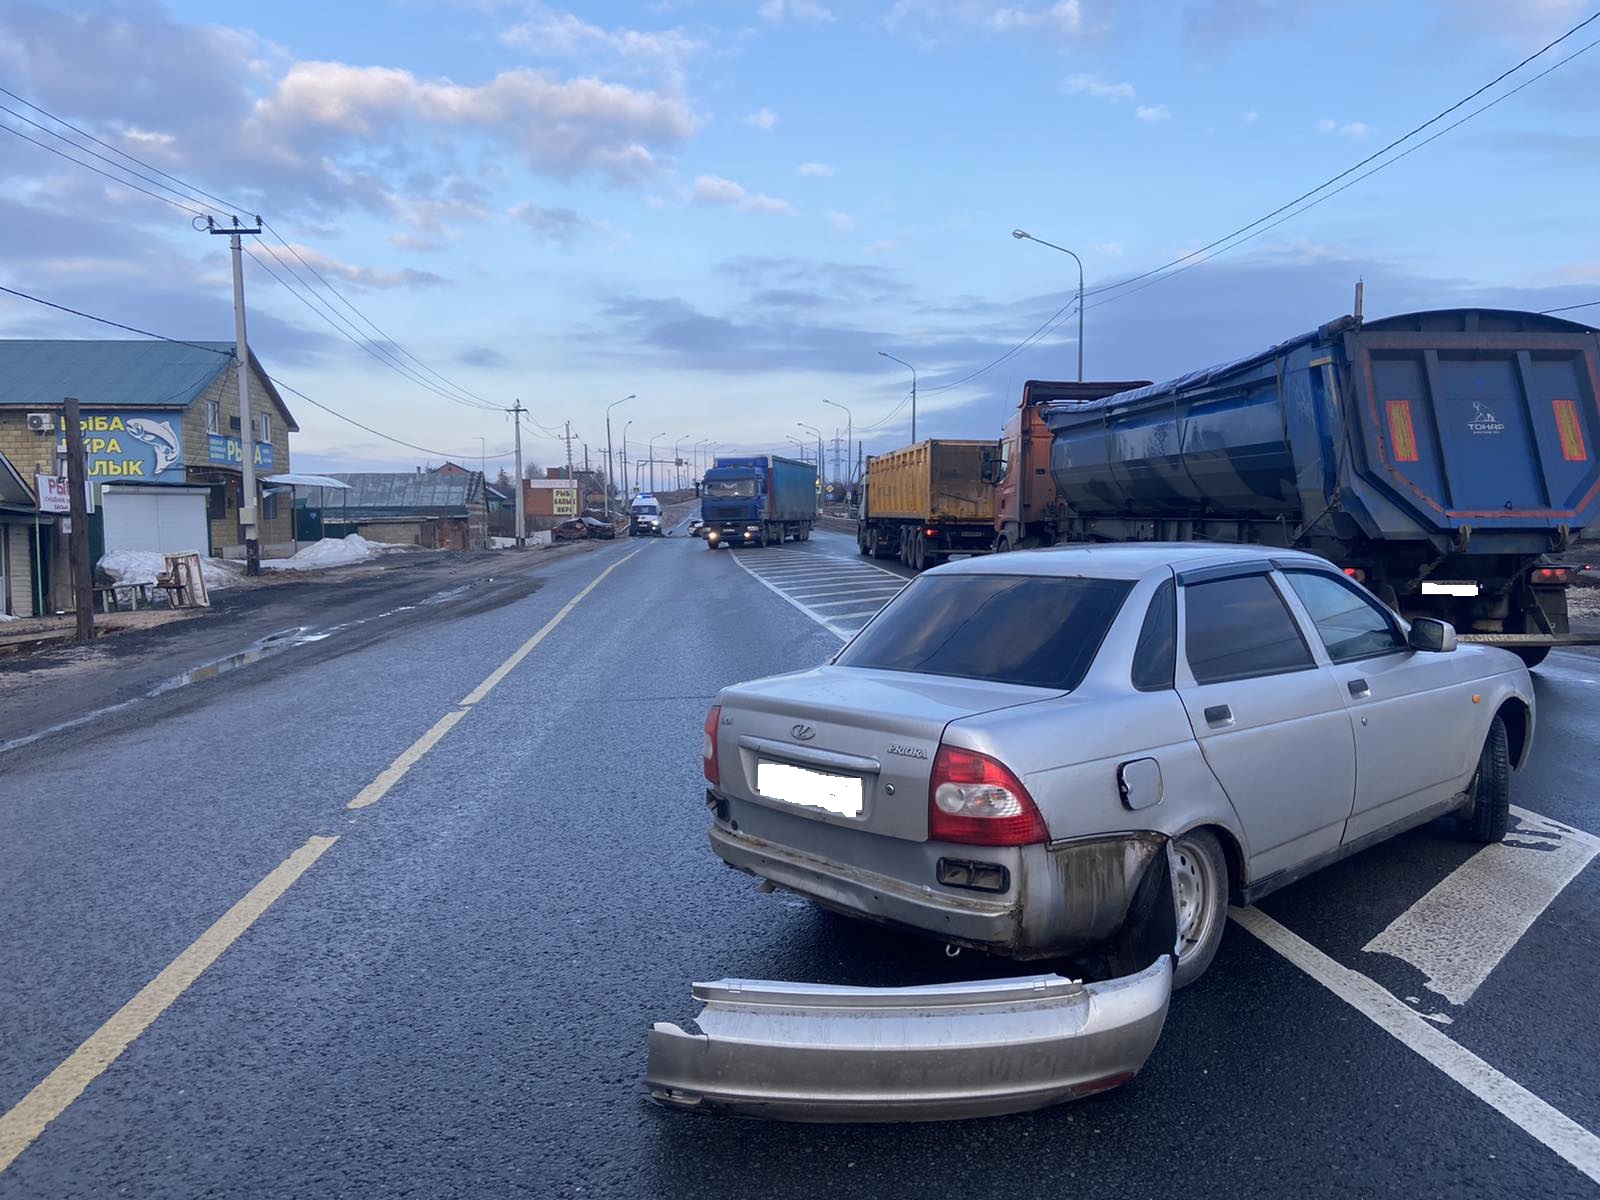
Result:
[857, 440, 996, 571]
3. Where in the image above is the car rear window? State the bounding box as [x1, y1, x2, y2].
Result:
[836, 574, 1133, 690]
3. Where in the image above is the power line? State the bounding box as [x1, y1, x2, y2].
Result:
[1542, 299, 1600, 314]
[933, 9, 1600, 392]
[0, 82, 504, 415]
[0, 278, 513, 461]
[924, 303, 1078, 395]
[0, 84, 252, 216]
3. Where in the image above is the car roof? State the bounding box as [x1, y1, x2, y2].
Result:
[935, 542, 1332, 581]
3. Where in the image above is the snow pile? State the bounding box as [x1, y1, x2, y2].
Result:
[99, 550, 240, 591]
[0, 612, 18, 622]
[259, 534, 389, 572]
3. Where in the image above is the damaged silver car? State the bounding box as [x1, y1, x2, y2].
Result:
[653, 543, 1533, 1120]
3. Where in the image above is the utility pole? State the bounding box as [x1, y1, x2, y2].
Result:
[207, 215, 265, 573]
[62, 396, 94, 641]
[510, 399, 527, 548]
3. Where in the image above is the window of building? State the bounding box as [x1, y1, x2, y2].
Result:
[258, 412, 271, 442]
[1184, 573, 1314, 685]
[1283, 570, 1405, 663]
[206, 400, 220, 434]
[262, 492, 278, 520]
[230, 415, 242, 433]
[208, 486, 227, 521]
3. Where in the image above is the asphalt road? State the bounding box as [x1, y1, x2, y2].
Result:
[1, 523, 1597, 1198]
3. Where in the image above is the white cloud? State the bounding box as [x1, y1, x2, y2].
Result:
[690, 173, 793, 215]
[825, 210, 855, 233]
[1136, 104, 1171, 122]
[1062, 72, 1135, 101]
[507, 202, 616, 245]
[744, 106, 779, 132]
[1244, 109, 1258, 122]
[758, 0, 836, 22]
[864, 239, 898, 254]
[1092, 241, 1125, 257]
[497, 6, 702, 83]
[887, 0, 1085, 41]
[795, 161, 835, 177]
[1316, 117, 1370, 140]
[275, 242, 447, 289]
[254, 63, 698, 184]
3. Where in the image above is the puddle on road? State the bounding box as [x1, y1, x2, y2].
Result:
[0, 581, 470, 757]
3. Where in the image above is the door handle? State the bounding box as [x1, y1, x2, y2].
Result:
[1203, 704, 1234, 727]
[1348, 678, 1371, 698]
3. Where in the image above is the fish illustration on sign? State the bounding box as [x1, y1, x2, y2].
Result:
[123, 418, 182, 474]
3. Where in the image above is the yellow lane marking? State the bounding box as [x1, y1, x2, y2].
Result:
[0, 544, 650, 1177]
[458, 546, 645, 707]
[0, 835, 339, 1175]
[347, 708, 470, 810]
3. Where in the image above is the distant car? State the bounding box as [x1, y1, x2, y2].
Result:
[582, 516, 616, 540]
[553, 518, 590, 541]
[630, 498, 665, 536]
[703, 544, 1535, 990]
[687, 518, 706, 538]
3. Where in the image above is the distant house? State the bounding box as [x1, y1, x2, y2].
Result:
[0, 338, 297, 611]
[299, 470, 488, 550]
[0, 450, 40, 616]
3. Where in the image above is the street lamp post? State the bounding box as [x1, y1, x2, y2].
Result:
[605, 394, 634, 519]
[648, 431, 667, 493]
[797, 422, 824, 502]
[695, 438, 714, 484]
[877, 352, 918, 442]
[1012, 229, 1084, 382]
[673, 434, 691, 491]
[620, 419, 634, 501]
[822, 398, 852, 496]
[786, 436, 809, 463]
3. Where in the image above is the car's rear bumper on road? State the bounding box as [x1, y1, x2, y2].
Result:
[644, 957, 1172, 1122]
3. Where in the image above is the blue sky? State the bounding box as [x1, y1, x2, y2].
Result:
[0, 0, 1596, 479]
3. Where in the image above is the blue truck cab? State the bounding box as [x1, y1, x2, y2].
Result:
[702, 455, 818, 549]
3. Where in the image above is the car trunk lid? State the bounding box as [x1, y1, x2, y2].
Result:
[716, 666, 1061, 841]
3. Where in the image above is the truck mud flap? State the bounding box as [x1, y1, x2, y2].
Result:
[645, 956, 1171, 1123]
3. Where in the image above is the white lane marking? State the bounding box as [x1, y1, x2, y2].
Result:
[0, 835, 340, 1175]
[786, 584, 903, 597]
[1232, 905, 1600, 1187]
[1362, 807, 1600, 1007]
[809, 596, 901, 609]
[727, 551, 858, 639]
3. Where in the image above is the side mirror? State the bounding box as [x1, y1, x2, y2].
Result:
[980, 448, 996, 483]
[1408, 618, 1457, 653]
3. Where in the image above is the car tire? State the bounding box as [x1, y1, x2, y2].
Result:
[858, 531, 870, 555]
[1513, 646, 1550, 669]
[1172, 828, 1229, 989]
[1458, 715, 1511, 844]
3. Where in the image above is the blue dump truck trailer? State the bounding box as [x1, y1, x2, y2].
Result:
[701, 454, 818, 549]
[1040, 308, 1600, 666]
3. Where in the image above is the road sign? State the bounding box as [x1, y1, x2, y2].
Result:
[36, 474, 71, 514]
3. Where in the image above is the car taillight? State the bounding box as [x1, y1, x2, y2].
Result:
[1532, 566, 1571, 584]
[703, 705, 721, 786]
[928, 745, 1047, 846]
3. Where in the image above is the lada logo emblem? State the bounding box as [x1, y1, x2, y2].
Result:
[791, 723, 816, 741]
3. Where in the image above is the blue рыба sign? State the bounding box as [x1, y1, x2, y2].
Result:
[59, 411, 187, 483]
[207, 435, 275, 469]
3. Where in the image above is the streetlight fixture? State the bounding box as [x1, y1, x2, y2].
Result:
[877, 352, 918, 442]
[648, 431, 667, 493]
[695, 438, 714, 483]
[1012, 229, 1084, 382]
[604, 394, 634, 519]
[673, 434, 691, 491]
[822, 398, 852, 496]
[797, 421, 825, 481]
[620, 419, 634, 501]
[786, 436, 810, 464]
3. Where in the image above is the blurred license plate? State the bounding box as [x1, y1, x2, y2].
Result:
[1421, 581, 1480, 597]
[756, 761, 863, 818]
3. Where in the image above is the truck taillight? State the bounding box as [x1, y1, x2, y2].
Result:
[703, 705, 721, 786]
[924, 527, 938, 538]
[1532, 566, 1571, 584]
[1343, 567, 1366, 583]
[928, 745, 1047, 846]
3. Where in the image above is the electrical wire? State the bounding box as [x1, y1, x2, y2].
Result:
[0, 119, 209, 218]
[1542, 299, 1600, 315]
[0, 279, 514, 461]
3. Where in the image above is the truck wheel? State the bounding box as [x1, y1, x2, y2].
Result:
[995, 536, 1012, 554]
[1457, 715, 1510, 844]
[858, 530, 870, 555]
[1172, 828, 1228, 989]
[1513, 646, 1550, 669]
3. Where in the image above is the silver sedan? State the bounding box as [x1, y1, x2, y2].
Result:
[704, 543, 1533, 985]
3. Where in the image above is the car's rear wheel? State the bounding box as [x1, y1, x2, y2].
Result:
[1458, 715, 1511, 844]
[1171, 828, 1228, 989]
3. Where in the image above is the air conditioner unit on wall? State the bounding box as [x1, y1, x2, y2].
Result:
[26, 412, 55, 433]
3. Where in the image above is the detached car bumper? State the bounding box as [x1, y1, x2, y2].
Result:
[645, 957, 1172, 1122]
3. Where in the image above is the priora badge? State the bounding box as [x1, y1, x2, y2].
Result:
[791, 723, 816, 741]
